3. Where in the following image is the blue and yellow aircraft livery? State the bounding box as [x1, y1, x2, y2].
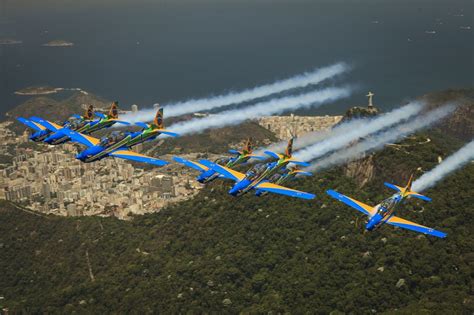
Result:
[199, 138, 315, 200]
[326, 173, 447, 238]
[58, 108, 177, 167]
[173, 138, 266, 183]
[17, 102, 130, 145]
[255, 165, 312, 197]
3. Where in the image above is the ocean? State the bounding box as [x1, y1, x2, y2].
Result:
[0, 0, 472, 116]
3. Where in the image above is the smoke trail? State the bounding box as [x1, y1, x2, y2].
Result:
[411, 140, 474, 192]
[121, 62, 350, 123]
[308, 104, 457, 171]
[169, 86, 353, 136]
[292, 101, 425, 161]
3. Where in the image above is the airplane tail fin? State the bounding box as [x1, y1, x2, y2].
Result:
[384, 172, 431, 202]
[84, 105, 94, 120]
[153, 108, 164, 129]
[148, 108, 179, 137]
[285, 138, 294, 158]
[108, 101, 119, 119]
[243, 138, 252, 154]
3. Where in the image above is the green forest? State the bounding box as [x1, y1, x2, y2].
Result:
[1, 127, 473, 313]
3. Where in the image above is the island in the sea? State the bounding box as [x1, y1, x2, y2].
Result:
[15, 86, 62, 96]
[42, 40, 74, 47]
[0, 38, 23, 45]
[15, 86, 88, 96]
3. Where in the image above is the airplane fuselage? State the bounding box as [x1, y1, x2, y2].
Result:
[229, 159, 289, 196]
[126, 129, 160, 148]
[365, 194, 403, 231]
[80, 119, 115, 134]
[76, 135, 132, 163]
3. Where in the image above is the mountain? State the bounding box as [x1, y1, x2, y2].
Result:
[5, 92, 112, 133]
[0, 127, 472, 313]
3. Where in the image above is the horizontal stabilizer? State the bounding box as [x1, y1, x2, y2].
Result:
[17, 117, 45, 131]
[264, 150, 283, 160]
[256, 182, 315, 200]
[247, 154, 266, 160]
[173, 156, 209, 172]
[110, 119, 131, 125]
[159, 130, 180, 137]
[387, 216, 446, 238]
[228, 149, 241, 155]
[407, 192, 432, 202]
[384, 182, 403, 192]
[287, 158, 310, 167]
[294, 170, 313, 176]
[135, 122, 150, 129]
[199, 159, 245, 182]
[110, 150, 168, 166]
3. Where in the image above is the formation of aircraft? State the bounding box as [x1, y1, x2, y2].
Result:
[197, 139, 316, 200]
[327, 173, 447, 238]
[173, 138, 265, 183]
[59, 108, 178, 166]
[16, 107, 449, 239]
[17, 102, 130, 145]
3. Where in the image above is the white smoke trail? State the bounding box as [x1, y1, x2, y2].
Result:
[411, 140, 474, 192]
[121, 62, 350, 123]
[169, 86, 353, 136]
[308, 104, 457, 171]
[292, 101, 425, 161]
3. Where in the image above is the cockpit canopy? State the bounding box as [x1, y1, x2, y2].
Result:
[99, 131, 126, 147]
[377, 195, 401, 214]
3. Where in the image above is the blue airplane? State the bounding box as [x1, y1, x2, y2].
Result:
[17, 104, 97, 142]
[199, 139, 316, 200]
[58, 128, 168, 166]
[173, 139, 265, 183]
[327, 173, 447, 238]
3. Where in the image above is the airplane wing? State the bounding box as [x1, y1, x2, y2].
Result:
[17, 117, 46, 131]
[286, 157, 310, 167]
[247, 154, 267, 160]
[255, 182, 315, 200]
[264, 150, 284, 160]
[386, 216, 446, 238]
[158, 129, 180, 137]
[59, 128, 100, 147]
[384, 182, 404, 192]
[293, 170, 313, 176]
[326, 190, 376, 217]
[199, 159, 246, 182]
[173, 156, 209, 172]
[110, 150, 168, 166]
[135, 122, 150, 129]
[406, 192, 432, 202]
[29, 117, 63, 132]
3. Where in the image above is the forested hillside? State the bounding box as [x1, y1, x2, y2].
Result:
[1, 129, 472, 313]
